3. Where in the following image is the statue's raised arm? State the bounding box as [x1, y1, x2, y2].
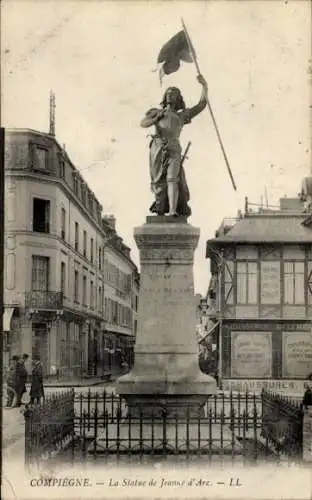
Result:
[186, 74, 208, 121]
[141, 76, 208, 218]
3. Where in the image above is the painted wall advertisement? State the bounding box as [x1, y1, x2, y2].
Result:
[260, 261, 281, 304]
[223, 378, 310, 395]
[283, 331, 312, 378]
[231, 331, 272, 378]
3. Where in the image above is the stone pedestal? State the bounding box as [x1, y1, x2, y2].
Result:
[116, 216, 216, 417]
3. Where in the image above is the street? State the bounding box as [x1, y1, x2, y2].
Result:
[2, 381, 117, 456]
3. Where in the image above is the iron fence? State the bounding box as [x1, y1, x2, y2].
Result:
[24, 390, 269, 468]
[24, 389, 305, 468]
[75, 408, 265, 465]
[24, 390, 75, 466]
[261, 390, 303, 457]
[73, 390, 261, 417]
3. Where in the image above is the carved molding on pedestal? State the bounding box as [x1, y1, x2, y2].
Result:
[134, 223, 200, 264]
[135, 233, 199, 250]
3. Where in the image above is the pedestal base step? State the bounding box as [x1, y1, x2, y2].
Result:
[87, 421, 244, 455]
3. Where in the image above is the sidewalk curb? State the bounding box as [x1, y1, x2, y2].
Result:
[43, 381, 105, 388]
[43, 376, 119, 388]
[2, 377, 119, 392]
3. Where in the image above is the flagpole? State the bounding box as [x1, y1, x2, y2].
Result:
[181, 18, 237, 192]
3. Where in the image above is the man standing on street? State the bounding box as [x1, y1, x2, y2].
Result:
[15, 353, 29, 406]
[30, 356, 44, 405]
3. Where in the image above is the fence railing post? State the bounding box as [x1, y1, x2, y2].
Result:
[24, 406, 34, 469]
[302, 406, 312, 463]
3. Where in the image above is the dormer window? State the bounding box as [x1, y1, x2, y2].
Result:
[81, 184, 86, 205]
[58, 153, 65, 178]
[88, 194, 93, 213]
[72, 172, 78, 195]
[33, 146, 48, 171]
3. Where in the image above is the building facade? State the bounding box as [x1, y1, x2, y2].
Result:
[101, 217, 139, 374]
[3, 129, 139, 379]
[206, 195, 312, 394]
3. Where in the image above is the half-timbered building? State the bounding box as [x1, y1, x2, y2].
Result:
[206, 194, 312, 394]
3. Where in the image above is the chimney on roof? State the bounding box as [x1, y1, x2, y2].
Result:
[280, 196, 304, 212]
[104, 214, 116, 230]
[49, 90, 56, 136]
[300, 176, 312, 212]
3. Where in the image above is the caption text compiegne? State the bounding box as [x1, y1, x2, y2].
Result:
[29, 476, 242, 488]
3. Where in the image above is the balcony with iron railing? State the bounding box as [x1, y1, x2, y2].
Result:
[25, 290, 63, 310]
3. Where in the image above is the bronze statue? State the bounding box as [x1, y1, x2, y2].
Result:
[141, 75, 208, 217]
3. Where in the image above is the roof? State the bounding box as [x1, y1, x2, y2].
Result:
[5, 128, 100, 203]
[207, 214, 312, 245]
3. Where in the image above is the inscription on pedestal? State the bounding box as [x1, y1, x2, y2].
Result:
[141, 269, 194, 295]
[140, 248, 194, 261]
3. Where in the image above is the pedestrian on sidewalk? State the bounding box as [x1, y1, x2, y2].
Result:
[15, 353, 29, 407]
[5, 356, 18, 407]
[302, 373, 312, 409]
[30, 356, 45, 405]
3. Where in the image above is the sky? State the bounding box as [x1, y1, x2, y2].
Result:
[2, 0, 311, 294]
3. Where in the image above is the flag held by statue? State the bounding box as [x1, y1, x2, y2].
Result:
[155, 20, 237, 192]
[157, 30, 196, 82]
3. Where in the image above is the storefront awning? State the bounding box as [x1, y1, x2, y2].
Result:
[3, 307, 15, 331]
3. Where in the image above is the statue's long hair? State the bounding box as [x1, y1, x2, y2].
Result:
[160, 87, 186, 111]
